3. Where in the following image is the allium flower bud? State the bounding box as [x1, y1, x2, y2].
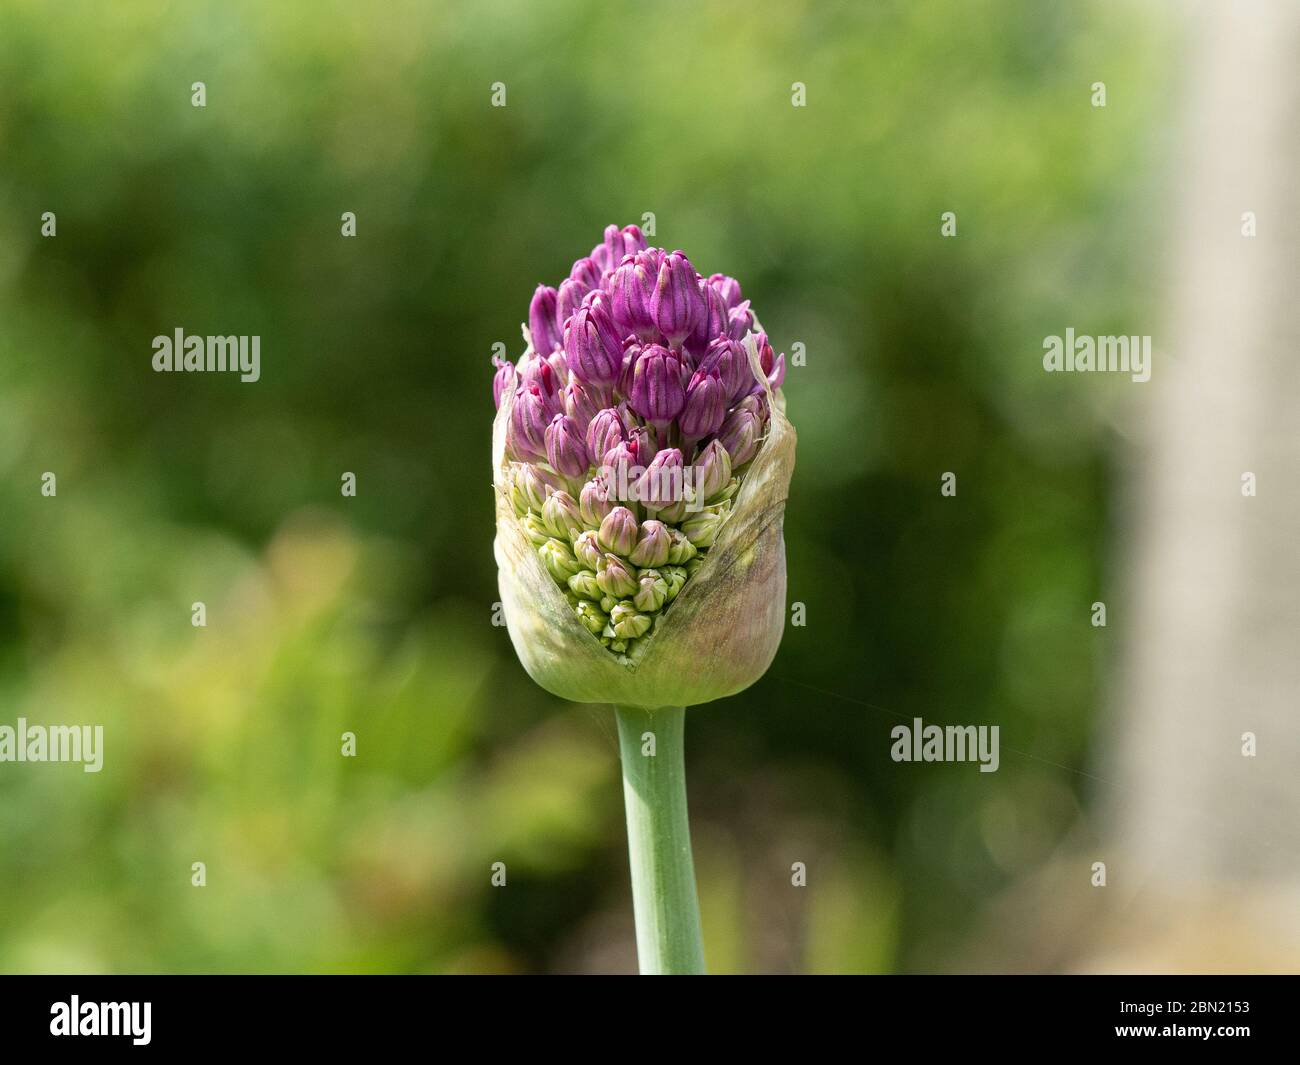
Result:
[585, 407, 625, 463]
[564, 379, 604, 436]
[699, 337, 753, 407]
[636, 448, 685, 512]
[734, 392, 769, 422]
[557, 277, 589, 325]
[573, 529, 603, 569]
[610, 252, 659, 340]
[597, 224, 628, 272]
[716, 403, 763, 467]
[492, 356, 514, 410]
[609, 601, 653, 639]
[571, 256, 602, 289]
[655, 498, 687, 524]
[568, 570, 602, 600]
[651, 251, 705, 348]
[541, 490, 583, 541]
[616, 342, 638, 397]
[632, 570, 669, 614]
[598, 506, 639, 556]
[665, 527, 697, 565]
[574, 599, 608, 635]
[625, 423, 657, 465]
[726, 299, 754, 341]
[681, 504, 729, 549]
[545, 414, 590, 479]
[679, 368, 727, 441]
[579, 476, 614, 528]
[629, 345, 687, 427]
[563, 303, 624, 388]
[628, 519, 671, 567]
[529, 285, 563, 355]
[684, 282, 728, 359]
[511, 382, 555, 461]
[693, 439, 732, 503]
[661, 565, 688, 602]
[517, 352, 560, 394]
[707, 273, 743, 309]
[545, 348, 569, 386]
[596, 553, 638, 598]
[756, 332, 786, 391]
[539, 538, 582, 583]
[621, 224, 647, 254]
[601, 441, 639, 487]
[493, 231, 796, 708]
[712, 476, 740, 503]
[512, 463, 561, 513]
[522, 512, 552, 546]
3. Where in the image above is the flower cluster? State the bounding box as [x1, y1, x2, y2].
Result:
[493, 225, 787, 660]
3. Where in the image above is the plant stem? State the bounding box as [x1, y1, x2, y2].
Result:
[614, 704, 705, 975]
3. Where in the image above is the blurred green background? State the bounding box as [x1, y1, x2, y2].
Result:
[0, 0, 1175, 972]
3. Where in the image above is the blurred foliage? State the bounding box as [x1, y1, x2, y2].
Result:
[0, 0, 1172, 972]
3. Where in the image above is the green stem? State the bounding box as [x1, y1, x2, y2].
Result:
[615, 704, 706, 975]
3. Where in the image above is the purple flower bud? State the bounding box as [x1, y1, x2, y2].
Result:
[621, 224, 647, 254]
[726, 299, 754, 341]
[628, 519, 671, 568]
[492, 355, 514, 409]
[579, 476, 614, 528]
[545, 349, 569, 386]
[679, 367, 727, 441]
[636, 448, 685, 512]
[563, 303, 623, 387]
[651, 250, 705, 348]
[610, 252, 659, 340]
[598, 506, 639, 556]
[511, 382, 555, 460]
[545, 413, 590, 479]
[529, 285, 562, 355]
[708, 273, 743, 309]
[564, 378, 604, 435]
[516, 355, 563, 407]
[600, 224, 626, 269]
[571, 256, 602, 289]
[735, 391, 769, 423]
[625, 422, 657, 464]
[586, 407, 626, 462]
[557, 277, 589, 326]
[617, 342, 638, 396]
[756, 333, 786, 391]
[684, 282, 728, 359]
[716, 404, 763, 466]
[693, 439, 732, 502]
[601, 441, 639, 486]
[628, 344, 687, 427]
[698, 337, 752, 407]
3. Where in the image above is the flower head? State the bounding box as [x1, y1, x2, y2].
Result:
[492, 226, 795, 706]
